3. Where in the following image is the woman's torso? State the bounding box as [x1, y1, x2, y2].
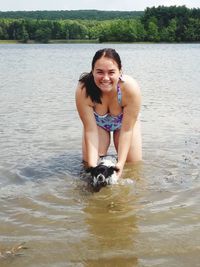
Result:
[93, 82, 124, 132]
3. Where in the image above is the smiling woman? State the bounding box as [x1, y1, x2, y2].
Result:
[75, 48, 142, 178]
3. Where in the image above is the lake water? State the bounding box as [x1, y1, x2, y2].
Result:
[0, 43, 199, 266]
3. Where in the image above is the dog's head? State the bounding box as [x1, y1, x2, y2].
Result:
[87, 162, 119, 192]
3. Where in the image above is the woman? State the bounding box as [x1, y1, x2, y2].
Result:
[75, 48, 142, 178]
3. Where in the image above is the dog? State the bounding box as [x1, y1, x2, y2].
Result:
[86, 156, 119, 192]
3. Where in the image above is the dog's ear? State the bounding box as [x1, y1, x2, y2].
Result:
[85, 167, 93, 173]
[108, 166, 119, 175]
[86, 166, 98, 176]
[110, 166, 119, 172]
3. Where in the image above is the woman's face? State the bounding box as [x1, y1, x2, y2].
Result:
[92, 56, 121, 93]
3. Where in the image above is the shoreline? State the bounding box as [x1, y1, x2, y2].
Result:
[0, 39, 200, 44]
[0, 39, 99, 44]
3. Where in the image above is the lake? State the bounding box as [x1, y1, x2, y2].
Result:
[0, 43, 199, 266]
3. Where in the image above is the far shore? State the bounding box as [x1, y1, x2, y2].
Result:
[0, 39, 199, 45]
[0, 39, 99, 44]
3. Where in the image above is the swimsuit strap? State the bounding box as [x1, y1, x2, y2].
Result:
[117, 84, 122, 106]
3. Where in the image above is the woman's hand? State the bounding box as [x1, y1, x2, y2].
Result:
[115, 162, 124, 178]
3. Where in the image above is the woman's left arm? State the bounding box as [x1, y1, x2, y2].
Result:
[116, 77, 141, 176]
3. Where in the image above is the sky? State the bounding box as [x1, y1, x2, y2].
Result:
[0, 0, 199, 11]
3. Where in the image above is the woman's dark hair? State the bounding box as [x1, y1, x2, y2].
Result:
[79, 48, 122, 104]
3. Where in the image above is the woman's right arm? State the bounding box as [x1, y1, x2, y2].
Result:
[75, 84, 99, 168]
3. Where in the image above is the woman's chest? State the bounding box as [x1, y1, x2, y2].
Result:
[94, 96, 122, 116]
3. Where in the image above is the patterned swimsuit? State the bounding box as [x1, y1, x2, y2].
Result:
[94, 85, 123, 132]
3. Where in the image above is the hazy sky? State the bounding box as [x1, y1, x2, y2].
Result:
[0, 0, 199, 11]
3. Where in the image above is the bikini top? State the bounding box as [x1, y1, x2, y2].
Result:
[94, 85, 123, 132]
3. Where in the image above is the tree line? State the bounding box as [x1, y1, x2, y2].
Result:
[0, 10, 143, 20]
[0, 6, 199, 43]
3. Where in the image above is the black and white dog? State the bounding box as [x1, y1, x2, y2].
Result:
[86, 156, 119, 192]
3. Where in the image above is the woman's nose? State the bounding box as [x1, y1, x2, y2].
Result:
[102, 74, 109, 80]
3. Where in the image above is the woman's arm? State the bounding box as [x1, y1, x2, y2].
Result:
[116, 77, 141, 175]
[75, 84, 99, 167]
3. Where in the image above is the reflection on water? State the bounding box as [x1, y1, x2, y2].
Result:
[84, 188, 138, 266]
[84, 186, 139, 252]
[0, 43, 200, 266]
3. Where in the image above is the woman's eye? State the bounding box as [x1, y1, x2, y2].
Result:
[95, 71, 115, 75]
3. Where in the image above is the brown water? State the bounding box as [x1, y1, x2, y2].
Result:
[0, 43, 199, 266]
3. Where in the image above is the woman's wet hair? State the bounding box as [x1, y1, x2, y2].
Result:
[79, 48, 122, 104]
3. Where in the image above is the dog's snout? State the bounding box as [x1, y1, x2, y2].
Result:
[97, 174, 105, 183]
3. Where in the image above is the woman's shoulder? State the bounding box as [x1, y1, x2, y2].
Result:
[120, 75, 140, 96]
[76, 81, 84, 91]
[120, 75, 141, 108]
[75, 82, 94, 106]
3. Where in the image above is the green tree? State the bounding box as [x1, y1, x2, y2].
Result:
[0, 19, 9, 39]
[52, 21, 62, 39]
[184, 18, 200, 41]
[15, 24, 29, 42]
[98, 22, 112, 42]
[35, 28, 51, 43]
[0, 26, 4, 39]
[24, 19, 37, 39]
[135, 20, 146, 41]
[160, 18, 177, 42]
[122, 20, 138, 42]
[147, 21, 159, 41]
[68, 21, 88, 39]
[99, 19, 139, 42]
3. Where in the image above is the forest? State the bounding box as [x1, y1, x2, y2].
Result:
[0, 6, 199, 43]
[0, 10, 143, 20]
